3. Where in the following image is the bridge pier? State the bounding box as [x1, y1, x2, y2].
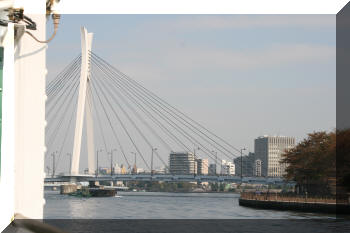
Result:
[71, 27, 95, 175]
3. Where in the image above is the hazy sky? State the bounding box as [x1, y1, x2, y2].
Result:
[46, 15, 335, 173]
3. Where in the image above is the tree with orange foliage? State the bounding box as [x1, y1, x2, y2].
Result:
[281, 131, 335, 195]
[336, 129, 350, 196]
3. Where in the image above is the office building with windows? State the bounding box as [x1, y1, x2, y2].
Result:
[254, 135, 295, 177]
[221, 160, 235, 175]
[208, 164, 217, 175]
[234, 152, 255, 177]
[197, 158, 209, 175]
[169, 152, 197, 175]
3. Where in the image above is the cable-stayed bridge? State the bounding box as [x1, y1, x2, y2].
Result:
[45, 27, 284, 185]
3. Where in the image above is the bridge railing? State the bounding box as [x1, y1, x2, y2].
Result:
[44, 174, 293, 185]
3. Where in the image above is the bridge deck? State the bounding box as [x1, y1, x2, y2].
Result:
[45, 174, 292, 184]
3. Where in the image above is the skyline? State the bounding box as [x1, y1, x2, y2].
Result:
[46, 15, 335, 172]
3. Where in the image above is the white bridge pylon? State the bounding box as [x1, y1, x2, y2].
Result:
[71, 27, 95, 175]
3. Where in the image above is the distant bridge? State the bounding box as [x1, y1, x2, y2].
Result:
[46, 28, 282, 180]
[44, 174, 292, 185]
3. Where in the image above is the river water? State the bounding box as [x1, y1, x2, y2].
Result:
[44, 191, 335, 219]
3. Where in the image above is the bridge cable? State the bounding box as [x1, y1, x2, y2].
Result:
[90, 70, 151, 170]
[91, 58, 223, 174]
[45, 59, 80, 163]
[91, 57, 222, 165]
[46, 71, 80, 132]
[46, 54, 80, 92]
[98, 72, 173, 153]
[89, 75, 131, 169]
[91, 56, 229, 173]
[86, 82, 109, 160]
[90, 57, 181, 153]
[46, 54, 80, 95]
[93, 55, 238, 160]
[46, 61, 80, 105]
[92, 52, 244, 156]
[45, 80, 79, 164]
[93, 67, 169, 168]
[46, 61, 81, 119]
[91, 60, 219, 173]
[91, 58, 191, 152]
[54, 99, 78, 173]
[46, 55, 81, 99]
[92, 59, 187, 153]
[46, 72, 80, 146]
[89, 68, 131, 168]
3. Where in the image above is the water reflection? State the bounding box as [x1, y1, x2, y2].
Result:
[44, 191, 336, 219]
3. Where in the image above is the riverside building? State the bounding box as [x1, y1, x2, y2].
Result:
[254, 135, 295, 177]
[208, 164, 217, 175]
[234, 152, 255, 177]
[197, 158, 209, 175]
[169, 152, 197, 175]
[221, 160, 235, 175]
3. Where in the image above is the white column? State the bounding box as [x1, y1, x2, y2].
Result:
[71, 28, 93, 175]
[86, 75, 95, 173]
[14, 14, 47, 219]
[0, 23, 16, 231]
[86, 33, 95, 175]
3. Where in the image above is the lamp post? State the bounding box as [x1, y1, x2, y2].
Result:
[46, 166, 51, 177]
[151, 148, 157, 176]
[110, 149, 117, 176]
[51, 152, 55, 178]
[131, 152, 136, 174]
[193, 146, 200, 159]
[51, 150, 58, 178]
[212, 150, 218, 175]
[96, 149, 103, 177]
[67, 153, 72, 176]
[193, 146, 200, 176]
[240, 148, 246, 180]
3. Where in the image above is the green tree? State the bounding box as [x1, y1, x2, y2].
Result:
[219, 183, 225, 192]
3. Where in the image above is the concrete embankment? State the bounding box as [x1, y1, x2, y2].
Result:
[239, 198, 350, 214]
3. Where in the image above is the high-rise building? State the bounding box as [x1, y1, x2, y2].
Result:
[254, 135, 295, 177]
[254, 159, 262, 177]
[208, 164, 217, 175]
[120, 164, 127, 174]
[114, 163, 121, 174]
[169, 152, 197, 175]
[197, 158, 209, 175]
[234, 152, 255, 177]
[221, 160, 235, 175]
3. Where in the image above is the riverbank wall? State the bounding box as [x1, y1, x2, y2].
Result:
[239, 193, 350, 214]
[239, 198, 348, 214]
